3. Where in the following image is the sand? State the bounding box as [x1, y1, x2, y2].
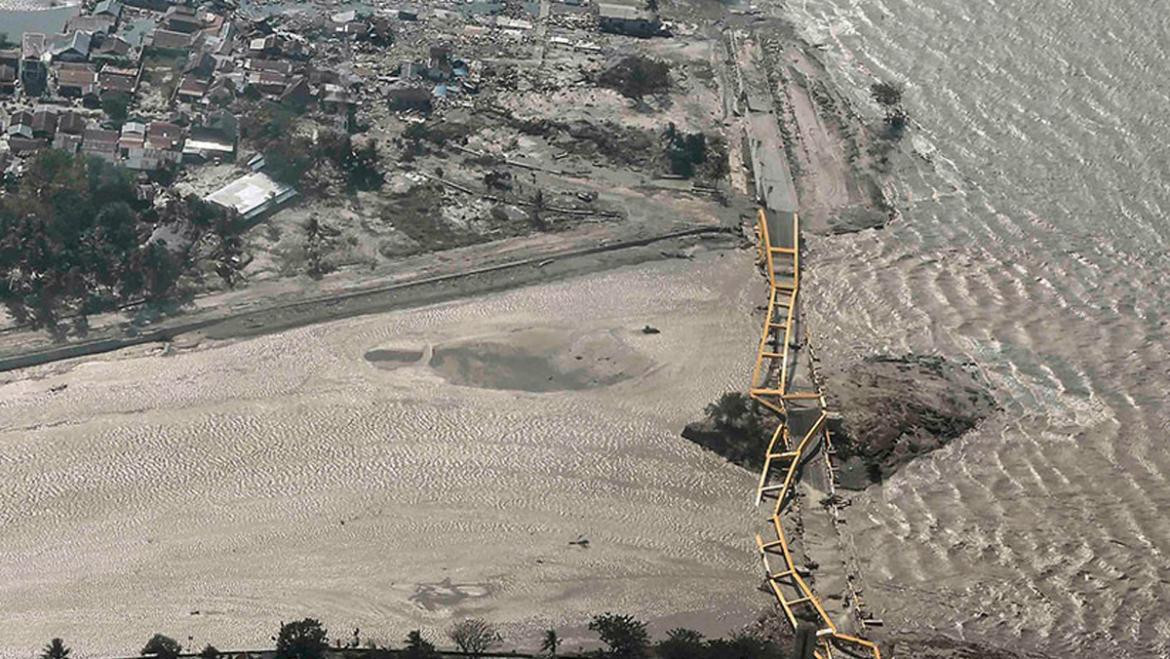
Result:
[0, 249, 766, 657]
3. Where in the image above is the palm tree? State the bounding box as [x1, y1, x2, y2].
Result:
[41, 639, 71, 659]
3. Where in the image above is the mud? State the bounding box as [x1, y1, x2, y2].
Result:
[0, 250, 762, 655]
[364, 348, 425, 370]
[428, 328, 653, 393]
[822, 355, 997, 490]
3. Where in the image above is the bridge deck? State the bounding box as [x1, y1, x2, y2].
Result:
[748, 209, 881, 659]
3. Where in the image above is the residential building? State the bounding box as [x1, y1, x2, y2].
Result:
[9, 136, 47, 154]
[49, 32, 93, 62]
[0, 48, 20, 72]
[53, 132, 83, 153]
[175, 76, 209, 103]
[182, 111, 237, 163]
[163, 5, 203, 33]
[126, 146, 180, 172]
[91, 35, 135, 64]
[81, 127, 119, 161]
[205, 171, 296, 221]
[321, 84, 355, 114]
[279, 76, 311, 107]
[66, 14, 117, 35]
[247, 58, 294, 75]
[182, 131, 235, 162]
[146, 121, 183, 150]
[21, 33, 49, 92]
[183, 50, 216, 79]
[56, 64, 99, 97]
[0, 64, 15, 95]
[150, 29, 195, 52]
[30, 110, 57, 139]
[6, 111, 34, 139]
[58, 111, 87, 135]
[246, 70, 288, 96]
[119, 121, 146, 155]
[98, 66, 138, 96]
[596, 3, 663, 37]
[94, 0, 124, 20]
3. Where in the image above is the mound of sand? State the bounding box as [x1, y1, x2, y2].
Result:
[428, 327, 653, 393]
[824, 354, 997, 489]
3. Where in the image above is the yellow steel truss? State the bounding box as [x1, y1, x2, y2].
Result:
[748, 209, 881, 659]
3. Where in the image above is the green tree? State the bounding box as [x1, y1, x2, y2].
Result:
[142, 634, 182, 659]
[264, 135, 317, 187]
[303, 215, 331, 278]
[588, 613, 649, 659]
[401, 631, 439, 659]
[1, 153, 242, 334]
[343, 139, 385, 191]
[275, 618, 329, 659]
[101, 92, 132, 127]
[869, 81, 902, 107]
[704, 392, 760, 433]
[40, 638, 71, 659]
[238, 99, 297, 149]
[598, 56, 671, 101]
[0, 32, 15, 49]
[870, 81, 908, 138]
[655, 629, 705, 659]
[663, 124, 711, 178]
[705, 633, 785, 659]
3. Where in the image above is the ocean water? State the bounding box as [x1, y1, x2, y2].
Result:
[782, 0, 1170, 655]
[0, 4, 77, 36]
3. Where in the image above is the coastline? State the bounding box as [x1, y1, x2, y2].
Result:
[0, 0, 80, 9]
[0, 222, 741, 375]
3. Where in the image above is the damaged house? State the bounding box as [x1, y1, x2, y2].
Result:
[596, 3, 664, 37]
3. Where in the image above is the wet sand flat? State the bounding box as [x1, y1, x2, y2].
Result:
[0, 250, 761, 656]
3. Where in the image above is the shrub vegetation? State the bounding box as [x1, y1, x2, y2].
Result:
[0, 150, 242, 336]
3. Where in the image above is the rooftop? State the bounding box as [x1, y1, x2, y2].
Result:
[205, 171, 296, 219]
[597, 3, 654, 20]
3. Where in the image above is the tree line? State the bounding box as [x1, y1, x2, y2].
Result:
[0, 151, 245, 338]
[29, 612, 802, 659]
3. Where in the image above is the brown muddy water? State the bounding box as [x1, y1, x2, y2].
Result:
[0, 252, 763, 656]
[780, 0, 1170, 655]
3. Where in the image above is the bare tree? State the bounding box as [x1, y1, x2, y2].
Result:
[540, 629, 560, 657]
[529, 189, 548, 230]
[447, 619, 501, 657]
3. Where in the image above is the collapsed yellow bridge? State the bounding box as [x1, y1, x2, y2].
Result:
[748, 209, 881, 659]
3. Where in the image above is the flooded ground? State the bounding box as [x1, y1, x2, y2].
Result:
[0, 2, 76, 34]
[773, 0, 1170, 655]
[0, 250, 764, 656]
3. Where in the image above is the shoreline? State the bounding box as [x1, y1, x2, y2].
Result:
[0, 225, 739, 374]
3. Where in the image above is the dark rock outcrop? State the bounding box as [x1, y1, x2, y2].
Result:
[823, 354, 996, 489]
